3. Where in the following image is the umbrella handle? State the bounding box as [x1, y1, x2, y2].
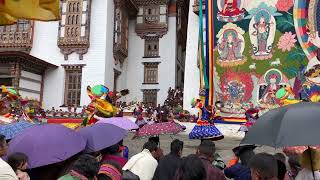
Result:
[308, 146, 316, 180]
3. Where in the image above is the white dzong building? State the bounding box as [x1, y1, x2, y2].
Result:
[0, 0, 189, 110]
[183, 0, 203, 113]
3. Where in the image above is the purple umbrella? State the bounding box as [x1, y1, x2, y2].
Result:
[8, 124, 86, 169]
[96, 117, 138, 130]
[79, 123, 127, 153]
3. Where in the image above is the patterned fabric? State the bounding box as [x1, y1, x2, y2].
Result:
[189, 124, 224, 140]
[0, 121, 34, 140]
[294, 0, 318, 60]
[134, 122, 183, 138]
[98, 164, 122, 180]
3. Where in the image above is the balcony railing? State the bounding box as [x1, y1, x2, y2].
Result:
[0, 22, 33, 52]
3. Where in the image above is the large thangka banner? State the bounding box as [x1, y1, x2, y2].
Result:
[213, 0, 320, 113]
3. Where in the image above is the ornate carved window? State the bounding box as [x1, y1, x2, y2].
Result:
[143, 62, 159, 84]
[58, 0, 91, 60]
[142, 89, 158, 106]
[113, 0, 134, 65]
[144, 36, 159, 57]
[144, 6, 160, 24]
[0, 20, 33, 53]
[135, 0, 168, 38]
[63, 65, 83, 106]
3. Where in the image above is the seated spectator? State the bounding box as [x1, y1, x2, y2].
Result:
[296, 148, 320, 180]
[174, 154, 206, 180]
[58, 154, 100, 180]
[153, 139, 184, 180]
[196, 140, 226, 180]
[123, 141, 158, 180]
[97, 161, 122, 180]
[7, 152, 30, 180]
[101, 143, 127, 168]
[249, 153, 278, 180]
[0, 134, 18, 180]
[224, 145, 255, 180]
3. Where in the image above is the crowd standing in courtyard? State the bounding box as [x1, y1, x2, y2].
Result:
[1, 131, 320, 180]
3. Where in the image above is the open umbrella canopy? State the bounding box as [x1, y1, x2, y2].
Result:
[0, 121, 35, 140]
[241, 102, 320, 148]
[96, 117, 138, 130]
[134, 121, 183, 139]
[8, 124, 86, 169]
[79, 123, 127, 153]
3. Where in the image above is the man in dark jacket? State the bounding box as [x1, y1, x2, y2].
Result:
[224, 145, 256, 180]
[152, 139, 184, 180]
[197, 140, 226, 180]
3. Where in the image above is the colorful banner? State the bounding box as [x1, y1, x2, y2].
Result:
[0, 0, 60, 25]
[207, 0, 320, 114]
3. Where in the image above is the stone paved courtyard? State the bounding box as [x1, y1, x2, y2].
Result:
[124, 133, 281, 163]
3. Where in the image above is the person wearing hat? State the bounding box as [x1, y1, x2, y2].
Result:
[224, 145, 256, 180]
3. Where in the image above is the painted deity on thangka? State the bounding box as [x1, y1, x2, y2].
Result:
[247, 3, 279, 60]
[217, 23, 246, 66]
[217, 0, 245, 22]
[219, 71, 253, 111]
[258, 69, 290, 108]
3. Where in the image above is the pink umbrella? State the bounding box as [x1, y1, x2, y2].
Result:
[96, 117, 138, 130]
[133, 121, 183, 139]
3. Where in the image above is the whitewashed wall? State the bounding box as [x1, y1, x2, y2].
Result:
[30, 0, 113, 110]
[183, 0, 200, 114]
[126, 17, 177, 105]
[19, 71, 42, 100]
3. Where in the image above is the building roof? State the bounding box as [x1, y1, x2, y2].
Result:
[0, 51, 57, 74]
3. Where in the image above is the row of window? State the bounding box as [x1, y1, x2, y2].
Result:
[67, 15, 81, 25]
[68, 2, 81, 13]
[0, 21, 30, 32]
[62, 63, 159, 106]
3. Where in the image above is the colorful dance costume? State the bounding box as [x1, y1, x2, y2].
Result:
[239, 108, 259, 133]
[189, 99, 224, 140]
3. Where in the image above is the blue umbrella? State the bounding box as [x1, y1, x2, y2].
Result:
[79, 123, 127, 153]
[0, 121, 35, 140]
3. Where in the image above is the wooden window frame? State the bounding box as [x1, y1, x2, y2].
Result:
[144, 36, 160, 58]
[144, 6, 160, 24]
[143, 62, 159, 84]
[63, 65, 83, 107]
[142, 89, 158, 106]
[62, 0, 82, 38]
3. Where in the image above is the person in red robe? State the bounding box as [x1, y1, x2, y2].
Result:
[220, 0, 242, 16]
